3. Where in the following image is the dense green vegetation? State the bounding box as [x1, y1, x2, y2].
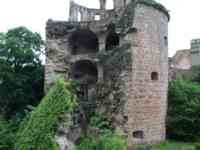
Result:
[77, 115, 127, 150]
[137, 141, 195, 150]
[0, 27, 44, 118]
[0, 116, 15, 149]
[77, 131, 128, 150]
[168, 80, 200, 141]
[191, 66, 200, 83]
[89, 113, 113, 131]
[15, 77, 77, 150]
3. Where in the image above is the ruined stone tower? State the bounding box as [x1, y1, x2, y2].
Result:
[45, 0, 169, 145]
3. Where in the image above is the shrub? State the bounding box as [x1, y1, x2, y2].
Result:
[77, 131, 128, 150]
[89, 113, 113, 132]
[77, 136, 97, 150]
[195, 143, 200, 150]
[98, 131, 127, 150]
[168, 80, 200, 141]
[191, 65, 200, 83]
[0, 116, 15, 150]
[15, 77, 77, 150]
[0, 112, 26, 150]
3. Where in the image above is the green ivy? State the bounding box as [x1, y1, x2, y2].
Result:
[15, 77, 78, 150]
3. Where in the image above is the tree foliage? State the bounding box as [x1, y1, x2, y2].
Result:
[191, 65, 200, 83]
[168, 80, 200, 141]
[15, 77, 78, 150]
[0, 27, 44, 117]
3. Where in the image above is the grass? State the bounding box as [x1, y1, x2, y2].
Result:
[137, 141, 195, 150]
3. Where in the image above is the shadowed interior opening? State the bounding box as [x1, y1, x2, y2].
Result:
[151, 72, 159, 81]
[69, 29, 99, 55]
[133, 130, 144, 139]
[106, 24, 119, 50]
[72, 60, 98, 85]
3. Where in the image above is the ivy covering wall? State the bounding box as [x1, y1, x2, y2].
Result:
[15, 77, 77, 150]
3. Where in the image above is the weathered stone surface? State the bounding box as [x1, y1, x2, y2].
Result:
[169, 39, 200, 80]
[45, 0, 169, 146]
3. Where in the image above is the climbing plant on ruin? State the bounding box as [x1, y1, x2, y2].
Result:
[15, 77, 78, 150]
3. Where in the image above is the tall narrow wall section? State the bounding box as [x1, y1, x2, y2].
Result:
[125, 1, 169, 144]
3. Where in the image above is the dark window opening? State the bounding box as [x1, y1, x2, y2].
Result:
[107, 23, 116, 33]
[76, 84, 88, 101]
[72, 60, 98, 85]
[69, 29, 99, 55]
[123, 115, 128, 123]
[133, 130, 144, 139]
[106, 24, 119, 50]
[151, 72, 159, 81]
[191, 50, 200, 54]
[164, 36, 168, 46]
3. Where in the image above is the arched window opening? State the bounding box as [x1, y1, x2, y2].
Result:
[78, 11, 81, 22]
[72, 60, 98, 85]
[105, 24, 119, 50]
[95, 15, 101, 21]
[69, 29, 99, 55]
[106, 0, 114, 9]
[151, 72, 159, 81]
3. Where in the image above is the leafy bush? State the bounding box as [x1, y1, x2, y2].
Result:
[15, 77, 77, 150]
[77, 136, 97, 150]
[0, 116, 15, 150]
[89, 113, 113, 132]
[98, 131, 127, 150]
[191, 66, 200, 83]
[168, 80, 200, 141]
[77, 131, 128, 150]
[195, 143, 200, 150]
[78, 113, 127, 150]
[0, 112, 26, 150]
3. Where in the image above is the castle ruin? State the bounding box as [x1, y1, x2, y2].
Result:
[45, 0, 169, 146]
[169, 38, 200, 80]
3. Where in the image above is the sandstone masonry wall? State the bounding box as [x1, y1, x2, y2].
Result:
[125, 3, 168, 144]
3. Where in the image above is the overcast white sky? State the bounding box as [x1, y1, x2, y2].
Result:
[0, 0, 200, 56]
